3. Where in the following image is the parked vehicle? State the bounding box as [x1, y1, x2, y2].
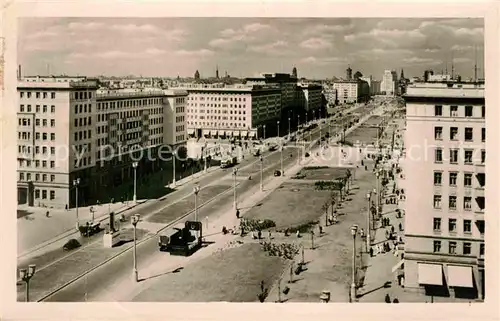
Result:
[268, 145, 277, 152]
[274, 170, 281, 177]
[63, 239, 81, 251]
[78, 221, 101, 237]
[253, 148, 261, 156]
[220, 156, 237, 168]
[158, 221, 203, 256]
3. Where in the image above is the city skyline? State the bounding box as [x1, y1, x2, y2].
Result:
[18, 17, 484, 80]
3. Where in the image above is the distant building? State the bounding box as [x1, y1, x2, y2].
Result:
[381, 70, 398, 95]
[296, 83, 322, 112]
[332, 79, 369, 104]
[371, 80, 381, 95]
[185, 84, 281, 139]
[194, 70, 200, 80]
[428, 74, 453, 82]
[246, 73, 297, 111]
[403, 81, 485, 300]
[323, 86, 337, 107]
[346, 66, 353, 81]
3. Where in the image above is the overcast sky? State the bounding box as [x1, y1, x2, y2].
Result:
[18, 17, 484, 80]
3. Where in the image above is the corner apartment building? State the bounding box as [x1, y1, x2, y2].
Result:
[296, 83, 323, 112]
[381, 70, 398, 96]
[185, 84, 281, 139]
[332, 79, 370, 104]
[17, 76, 187, 209]
[403, 81, 485, 300]
[245, 73, 297, 112]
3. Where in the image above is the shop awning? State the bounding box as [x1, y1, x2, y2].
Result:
[202, 129, 210, 136]
[187, 128, 195, 135]
[233, 131, 240, 136]
[391, 259, 405, 273]
[448, 265, 473, 288]
[211, 130, 217, 136]
[241, 131, 248, 137]
[218, 130, 225, 136]
[249, 131, 256, 137]
[418, 263, 443, 286]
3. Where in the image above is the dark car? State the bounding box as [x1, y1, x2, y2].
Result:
[274, 170, 281, 177]
[63, 239, 81, 251]
[305, 152, 310, 157]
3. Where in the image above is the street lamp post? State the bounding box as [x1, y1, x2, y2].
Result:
[366, 193, 371, 251]
[375, 172, 380, 220]
[131, 214, 140, 282]
[172, 151, 177, 187]
[193, 185, 200, 221]
[277, 120, 280, 139]
[288, 117, 291, 140]
[350, 224, 358, 302]
[73, 178, 80, 230]
[280, 146, 284, 176]
[233, 167, 238, 209]
[132, 162, 138, 204]
[263, 125, 266, 141]
[19, 264, 36, 302]
[259, 155, 263, 191]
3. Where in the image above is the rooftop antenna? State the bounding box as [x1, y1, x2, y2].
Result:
[474, 45, 478, 82]
[451, 52, 455, 79]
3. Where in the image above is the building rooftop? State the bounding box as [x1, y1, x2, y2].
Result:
[404, 82, 485, 99]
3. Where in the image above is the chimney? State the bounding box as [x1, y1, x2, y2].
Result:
[18, 65, 22, 79]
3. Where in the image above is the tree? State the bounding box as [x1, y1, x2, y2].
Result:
[354, 71, 363, 80]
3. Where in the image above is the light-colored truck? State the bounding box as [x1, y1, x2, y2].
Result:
[220, 156, 237, 168]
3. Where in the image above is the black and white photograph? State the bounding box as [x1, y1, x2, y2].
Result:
[1, 1, 499, 320]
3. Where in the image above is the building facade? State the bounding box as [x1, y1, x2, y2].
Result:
[245, 73, 297, 111]
[381, 70, 398, 95]
[296, 83, 323, 112]
[185, 85, 281, 139]
[332, 80, 370, 104]
[403, 82, 485, 300]
[17, 77, 188, 209]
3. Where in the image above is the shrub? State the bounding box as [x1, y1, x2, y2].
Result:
[239, 218, 276, 233]
[260, 241, 299, 260]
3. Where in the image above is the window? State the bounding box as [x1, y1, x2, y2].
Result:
[464, 150, 473, 164]
[27, 173, 31, 180]
[35, 119, 40, 126]
[20, 172, 24, 180]
[36, 105, 40, 113]
[480, 244, 485, 257]
[51, 174, 55, 182]
[464, 128, 473, 141]
[433, 172, 442, 185]
[481, 106, 485, 118]
[42, 174, 47, 182]
[481, 150, 485, 164]
[464, 173, 472, 187]
[449, 197, 457, 210]
[433, 240, 442, 253]
[481, 128, 485, 142]
[34, 189, 39, 198]
[42, 190, 47, 199]
[449, 241, 457, 254]
[51, 92, 56, 99]
[42, 119, 47, 127]
[51, 119, 55, 127]
[42, 133, 47, 140]
[435, 148, 443, 163]
[50, 190, 55, 200]
[433, 195, 442, 209]
[50, 161, 55, 168]
[434, 105, 442, 116]
[36, 92, 40, 99]
[434, 127, 443, 140]
[450, 105, 458, 117]
[462, 197, 472, 211]
[449, 149, 458, 164]
[51, 105, 55, 113]
[20, 105, 25, 112]
[463, 242, 471, 255]
[433, 217, 442, 231]
[43, 105, 47, 113]
[465, 105, 473, 117]
[51, 147, 55, 155]
[450, 127, 458, 140]
[464, 219, 472, 233]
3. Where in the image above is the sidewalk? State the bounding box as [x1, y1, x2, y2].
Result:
[17, 165, 221, 257]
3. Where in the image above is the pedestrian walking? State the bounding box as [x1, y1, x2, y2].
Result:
[236, 209, 240, 219]
[369, 246, 374, 257]
[65, 204, 68, 211]
[391, 226, 395, 234]
[385, 294, 391, 303]
[399, 222, 403, 231]
[393, 298, 399, 303]
[45, 211, 50, 218]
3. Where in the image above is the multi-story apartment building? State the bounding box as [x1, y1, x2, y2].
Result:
[245, 73, 297, 112]
[185, 85, 281, 139]
[332, 79, 370, 104]
[403, 81, 485, 300]
[17, 77, 188, 209]
[323, 86, 337, 108]
[296, 83, 323, 112]
[381, 70, 398, 96]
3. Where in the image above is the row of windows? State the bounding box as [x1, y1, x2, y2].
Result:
[434, 126, 485, 142]
[191, 109, 247, 115]
[175, 125, 185, 132]
[18, 132, 56, 141]
[433, 218, 484, 234]
[74, 117, 92, 128]
[188, 122, 249, 128]
[175, 107, 185, 113]
[74, 130, 92, 141]
[20, 91, 56, 99]
[175, 97, 186, 104]
[196, 116, 247, 121]
[189, 96, 247, 102]
[432, 240, 484, 256]
[433, 195, 484, 210]
[18, 159, 56, 169]
[74, 104, 92, 115]
[18, 145, 56, 155]
[175, 116, 185, 123]
[188, 103, 250, 109]
[433, 171, 485, 187]
[175, 134, 185, 142]
[434, 148, 485, 164]
[20, 104, 56, 113]
[97, 98, 162, 111]
[35, 189, 56, 200]
[74, 156, 92, 168]
[434, 104, 485, 118]
[74, 91, 92, 100]
[19, 172, 56, 182]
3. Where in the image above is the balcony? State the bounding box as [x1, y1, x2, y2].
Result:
[474, 186, 485, 198]
[475, 162, 485, 174]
